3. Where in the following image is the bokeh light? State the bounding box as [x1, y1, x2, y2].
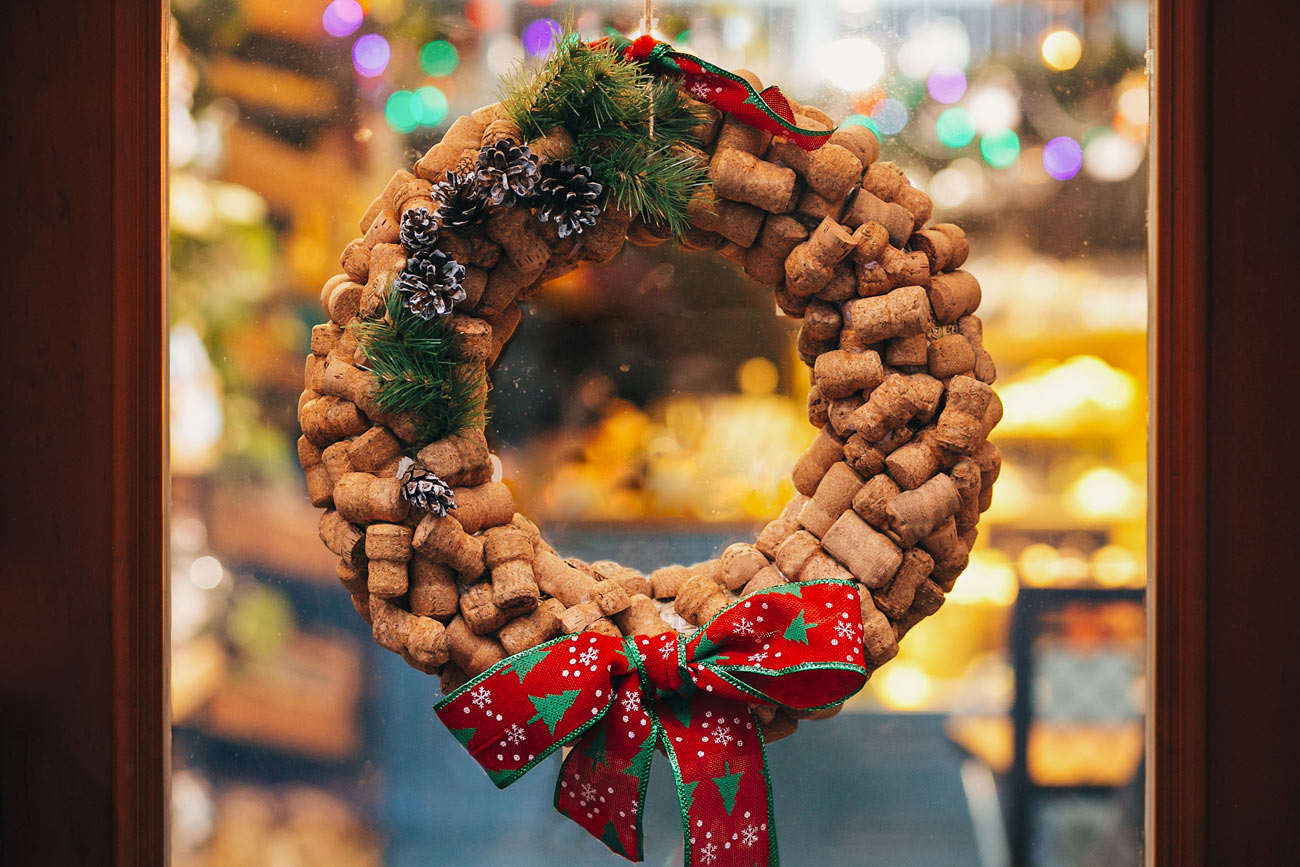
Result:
[420, 40, 459, 76]
[843, 114, 881, 137]
[1041, 29, 1083, 71]
[897, 16, 971, 79]
[352, 33, 391, 78]
[415, 85, 448, 126]
[818, 37, 885, 91]
[465, 0, 505, 31]
[522, 18, 562, 56]
[929, 158, 985, 209]
[322, 0, 364, 38]
[486, 33, 523, 74]
[979, 128, 1021, 168]
[1083, 130, 1145, 181]
[927, 66, 967, 104]
[850, 86, 887, 117]
[384, 90, 421, 134]
[935, 108, 976, 148]
[969, 85, 1020, 132]
[1043, 136, 1084, 180]
[870, 98, 908, 136]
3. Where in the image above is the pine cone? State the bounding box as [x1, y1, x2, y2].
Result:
[399, 206, 439, 253]
[535, 161, 604, 238]
[395, 249, 467, 319]
[475, 140, 540, 206]
[401, 464, 457, 516]
[432, 171, 490, 233]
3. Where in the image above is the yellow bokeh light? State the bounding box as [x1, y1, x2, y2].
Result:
[737, 356, 780, 396]
[1066, 467, 1142, 522]
[1041, 29, 1083, 71]
[948, 549, 1020, 607]
[876, 663, 934, 710]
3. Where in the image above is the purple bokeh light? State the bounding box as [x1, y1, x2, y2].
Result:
[927, 66, 967, 104]
[522, 18, 562, 56]
[352, 33, 391, 78]
[322, 0, 364, 38]
[1043, 135, 1084, 180]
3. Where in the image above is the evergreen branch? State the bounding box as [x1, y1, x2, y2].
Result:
[352, 289, 487, 443]
[590, 140, 709, 236]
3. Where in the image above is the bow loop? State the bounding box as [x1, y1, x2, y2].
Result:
[436, 579, 868, 864]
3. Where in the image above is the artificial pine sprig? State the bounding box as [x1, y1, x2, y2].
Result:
[352, 289, 487, 442]
[499, 33, 709, 236]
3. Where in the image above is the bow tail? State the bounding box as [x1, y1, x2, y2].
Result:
[555, 677, 658, 861]
[658, 693, 777, 867]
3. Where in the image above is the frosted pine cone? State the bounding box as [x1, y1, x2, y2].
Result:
[432, 170, 489, 233]
[475, 140, 540, 206]
[535, 161, 604, 238]
[395, 249, 467, 319]
[400, 464, 457, 516]
[399, 206, 439, 253]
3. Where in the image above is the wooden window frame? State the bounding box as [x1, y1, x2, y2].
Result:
[3, 0, 1298, 863]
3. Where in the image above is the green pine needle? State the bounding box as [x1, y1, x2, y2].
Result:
[352, 290, 487, 443]
[499, 33, 711, 236]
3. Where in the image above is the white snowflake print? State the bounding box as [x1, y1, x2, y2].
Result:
[741, 825, 760, 847]
[711, 725, 734, 747]
[580, 782, 598, 803]
[470, 686, 492, 708]
[748, 650, 769, 665]
[504, 724, 526, 746]
[700, 841, 719, 864]
[834, 620, 857, 640]
[621, 690, 642, 714]
[689, 80, 712, 99]
[578, 647, 600, 666]
[733, 617, 755, 637]
[661, 641, 677, 660]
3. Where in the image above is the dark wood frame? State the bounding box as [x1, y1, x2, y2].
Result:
[0, 1, 168, 864]
[2, 0, 1298, 863]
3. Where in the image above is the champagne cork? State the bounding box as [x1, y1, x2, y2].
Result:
[446, 615, 506, 676]
[414, 115, 487, 180]
[614, 594, 675, 637]
[861, 162, 906, 201]
[784, 218, 857, 299]
[885, 428, 947, 490]
[687, 189, 765, 247]
[365, 523, 413, 597]
[298, 436, 334, 508]
[675, 575, 732, 626]
[482, 524, 540, 614]
[709, 148, 798, 213]
[950, 458, 983, 534]
[347, 427, 402, 474]
[409, 555, 460, 620]
[720, 543, 769, 591]
[806, 385, 830, 427]
[300, 396, 368, 448]
[927, 334, 976, 379]
[843, 426, 912, 477]
[460, 580, 508, 635]
[821, 511, 902, 588]
[920, 517, 969, 591]
[371, 597, 449, 669]
[895, 579, 945, 639]
[591, 561, 652, 599]
[842, 286, 931, 347]
[334, 473, 409, 524]
[813, 349, 885, 399]
[581, 206, 635, 264]
[935, 376, 995, 455]
[412, 513, 485, 578]
[859, 591, 899, 666]
[499, 598, 565, 656]
[874, 548, 936, 619]
[795, 189, 847, 223]
[361, 209, 401, 254]
[360, 243, 407, 318]
[928, 271, 982, 324]
[337, 560, 366, 596]
[340, 238, 369, 283]
[850, 221, 890, 266]
[755, 494, 810, 558]
[975, 441, 1002, 512]
[886, 333, 929, 367]
[649, 564, 692, 599]
[743, 216, 808, 285]
[911, 224, 969, 273]
[792, 426, 845, 496]
[416, 429, 492, 488]
[359, 170, 414, 233]
[319, 509, 365, 567]
[742, 565, 787, 596]
[559, 600, 606, 634]
[535, 551, 630, 615]
[852, 474, 901, 528]
[311, 322, 342, 357]
[799, 462, 866, 538]
[894, 185, 933, 231]
[841, 189, 913, 246]
[958, 315, 997, 384]
[450, 481, 515, 534]
[806, 144, 864, 203]
[883, 473, 963, 547]
[827, 123, 879, 168]
[880, 246, 931, 289]
[848, 374, 926, 441]
[774, 531, 822, 580]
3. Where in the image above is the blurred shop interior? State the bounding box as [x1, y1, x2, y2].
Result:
[168, 1, 1148, 864]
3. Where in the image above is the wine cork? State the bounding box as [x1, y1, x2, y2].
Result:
[874, 548, 936, 619]
[843, 426, 913, 477]
[852, 474, 901, 528]
[935, 376, 995, 455]
[883, 474, 963, 547]
[460, 580, 509, 635]
[499, 598, 565, 656]
[928, 271, 982, 324]
[813, 349, 885, 399]
[416, 429, 492, 488]
[842, 286, 931, 347]
[675, 575, 732, 626]
[799, 462, 866, 538]
[409, 555, 460, 620]
[709, 148, 798, 213]
[446, 615, 506, 676]
[334, 473, 409, 524]
[720, 543, 768, 591]
[319, 509, 365, 567]
[859, 591, 899, 666]
[412, 513, 485, 578]
[792, 426, 845, 496]
[755, 494, 810, 558]
[784, 218, 857, 299]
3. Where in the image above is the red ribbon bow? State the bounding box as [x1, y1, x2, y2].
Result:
[435, 579, 868, 865]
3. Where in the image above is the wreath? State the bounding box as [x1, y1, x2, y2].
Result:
[298, 34, 1000, 867]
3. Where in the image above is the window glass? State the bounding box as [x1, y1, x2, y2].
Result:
[169, 2, 1148, 864]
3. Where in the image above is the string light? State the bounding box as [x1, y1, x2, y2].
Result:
[1041, 29, 1083, 71]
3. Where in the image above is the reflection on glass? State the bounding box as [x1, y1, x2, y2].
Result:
[169, 2, 1148, 865]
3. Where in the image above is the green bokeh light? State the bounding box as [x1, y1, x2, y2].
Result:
[419, 40, 459, 76]
[979, 128, 1021, 168]
[385, 90, 421, 134]
[416, 85, 449, 126]
[844, 113, 881, 137]
[935, 108, 976, 148]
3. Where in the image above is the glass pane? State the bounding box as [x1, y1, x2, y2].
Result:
[168, 2, 1148, 865]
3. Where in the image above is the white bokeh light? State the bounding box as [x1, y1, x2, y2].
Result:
[818, 37, 886, 91]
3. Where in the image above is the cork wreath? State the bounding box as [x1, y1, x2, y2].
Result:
[297, 34, 1000, 865]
